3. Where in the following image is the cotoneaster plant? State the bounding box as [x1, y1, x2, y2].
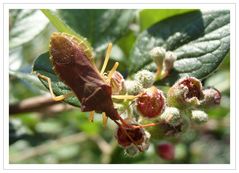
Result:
[33, 9, 230, 158]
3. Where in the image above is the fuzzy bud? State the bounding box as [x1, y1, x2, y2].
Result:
[160, 107, 182, 127]
[191, 110, 208, 123]
[124, 80, 143, 95]
[125, 145, 139, 157]
[149, 47, 166, 71]
[134, 70, 155, 88]
[110, 71, 125, 94]
[136, 86, 166, 118]
[167, 77, 204, 109]
[200, 87, 221, 107]
[163, 51, 177, 73]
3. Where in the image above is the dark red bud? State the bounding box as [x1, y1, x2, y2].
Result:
[156, 142, 175, 160]
[179, 77, 203, 100]
[136, 86, 166, 118]
[116, 119, 146, 147]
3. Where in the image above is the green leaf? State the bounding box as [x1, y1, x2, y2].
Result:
[41, 9, 92, 50]
[129, 10, 230, 85]
[9, 70, 46, 92]
[32, 52, 81, 107]
[139, 9, 195, 31]
[57, 9, 136, 52]
[9, 10, 49, 48]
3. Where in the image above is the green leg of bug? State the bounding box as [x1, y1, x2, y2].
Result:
[37, 74, 73, 101]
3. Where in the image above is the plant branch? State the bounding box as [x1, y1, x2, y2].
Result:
[9, 94, 73, 115]
[10, 132, 88, 163]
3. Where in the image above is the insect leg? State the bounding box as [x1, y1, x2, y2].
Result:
[37, 74, 73, 101]
[100, 42, 113, 74]
[102, 112, 108, 128]
[131, 122, 159, 129]
[107, 62, 119, 81]
[112, 94, 138, 100]
[89, 111, 95, 122]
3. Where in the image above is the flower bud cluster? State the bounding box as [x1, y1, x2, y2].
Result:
[111, 48, 221, 158]
[166, 76, 221, 124]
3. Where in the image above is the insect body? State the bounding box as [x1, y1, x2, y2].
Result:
[49, 32, 119, 121]
[36, 32, 159, 152]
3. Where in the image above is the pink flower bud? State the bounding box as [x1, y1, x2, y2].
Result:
[167, 77, 204, 109]
[110, 71, 125, 94]
[201, 87, 221, 107]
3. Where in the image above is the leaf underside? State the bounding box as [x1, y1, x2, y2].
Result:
[33, 53, 81, 107]
[129, 10, 230, 85]
[10, 10, 49, 48]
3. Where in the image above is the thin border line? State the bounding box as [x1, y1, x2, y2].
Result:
[2, 3, 237, 5]
[2, 3, 5, 171]
[3, 2, 236, 171]
[234, 3, 237, 170]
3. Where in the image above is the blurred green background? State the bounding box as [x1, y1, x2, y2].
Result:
[9, 9, 230, 164]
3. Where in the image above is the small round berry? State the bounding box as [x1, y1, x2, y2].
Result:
[110, 71, 125, 94]
[160, 107, 181, 127]
[191, 110, 208, 123]
[167, 76, 204, 109]
[134, 70, 155, 88]
[200, 87, 221, 107]
[124, 80, 143, 95]
[156, 142, 175, 160]
[136, 86, 166, 118]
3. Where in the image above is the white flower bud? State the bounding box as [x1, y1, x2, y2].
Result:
[110, 71, 125, 94]
[134, 70, 155, 88]
[149, 47, 166, 70]
[124, 80, 143, 95]
[160, 107, 181, 126]
[200, 87, 221, 107]
[163, 51, 177, 72]
[191, 110, 208, 123]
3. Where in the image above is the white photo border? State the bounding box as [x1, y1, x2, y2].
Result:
[2, 2, 237, 172]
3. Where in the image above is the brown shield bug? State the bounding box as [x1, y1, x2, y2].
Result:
[36, 32, 153, 126]
[35, 32, 160, 151]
